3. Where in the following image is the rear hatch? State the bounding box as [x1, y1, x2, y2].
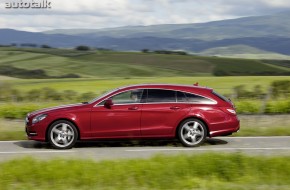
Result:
[212, 91, 237, 115]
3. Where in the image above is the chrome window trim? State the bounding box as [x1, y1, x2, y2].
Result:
[93, 101, 216, 108]
[93, 87, 217, 107]
[115, 83, 211, 91]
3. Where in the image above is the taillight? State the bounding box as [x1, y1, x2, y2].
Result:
[220, 107, 237, 115]
[226, 108, 236, 115]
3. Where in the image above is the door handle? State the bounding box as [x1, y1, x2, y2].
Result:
[128, 106, 139, 110]
[170, 106, 181, 110]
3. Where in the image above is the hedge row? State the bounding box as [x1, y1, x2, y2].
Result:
[0, 100, 289, 119]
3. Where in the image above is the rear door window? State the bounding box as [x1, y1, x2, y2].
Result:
[146, 89, 176, 103]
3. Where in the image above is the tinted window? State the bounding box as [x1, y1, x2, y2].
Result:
[183, 92, 215, 104]
[177, 91, 187, 102]
[105, 89, 143, 104]
[147, 89, 176, 103]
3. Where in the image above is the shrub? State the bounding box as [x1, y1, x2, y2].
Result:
[58, 73, 80, 78]
[271, 80, 290, 98]
[62, 90, 78, 100]
[42, 87, 63, 101]
[0, 104, 40, 119]
[25, 89, 42, 101]
[265, 100, 290, 114]
[0, 65, 50, 79]
[142, 49, 150, 53]
[75, 45, 90, 51]
[77, 92, 97, 102]
[235, 100, 261, 114]
[232, 85, 265, 99]
[41, 44, 51, 48]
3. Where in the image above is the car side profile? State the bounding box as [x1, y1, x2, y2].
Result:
[25, 84, 240, 149]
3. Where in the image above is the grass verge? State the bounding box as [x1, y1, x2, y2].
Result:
[233, 114, 290, 136]
[0, 153, 290, 190]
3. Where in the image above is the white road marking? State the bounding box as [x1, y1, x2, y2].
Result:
[0, 136, 288, 143]
[0, 150, 75, 154]
[0, 140, 28, 143]
[219, 136, 290, 139]
[126, 147, 290, 152]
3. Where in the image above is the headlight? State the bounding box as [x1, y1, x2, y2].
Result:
[32, 114, 47, 124]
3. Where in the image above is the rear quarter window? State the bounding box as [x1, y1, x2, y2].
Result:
[177, 91, 216, 104]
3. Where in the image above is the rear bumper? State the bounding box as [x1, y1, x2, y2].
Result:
[209, 116, 240, 137]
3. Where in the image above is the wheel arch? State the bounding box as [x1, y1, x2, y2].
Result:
[45, 118, 81, 142]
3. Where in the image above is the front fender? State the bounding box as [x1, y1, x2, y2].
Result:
[47, 111, 91, 139]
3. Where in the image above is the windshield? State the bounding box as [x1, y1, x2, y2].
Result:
[88, 88, 119, 104]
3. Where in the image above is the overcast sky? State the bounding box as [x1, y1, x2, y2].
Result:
[0, 0, 290, 32]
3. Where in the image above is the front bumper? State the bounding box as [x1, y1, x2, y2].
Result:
[25, 116, 47, 141]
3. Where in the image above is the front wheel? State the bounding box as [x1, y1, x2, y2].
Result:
[48, 120, 78, 149]
[178, 118, 207, 147]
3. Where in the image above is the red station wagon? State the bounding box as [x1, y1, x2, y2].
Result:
[25, 84, 240, 149]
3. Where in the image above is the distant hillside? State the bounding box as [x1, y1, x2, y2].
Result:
[0, 47, 289, 79]
[2, 30, 290, 56]
[0, 29, 95, 47]
[1, 12, 290, 57]
[199, 45, 290, 60]
[57, 36, 290, 55]
[45, 12, 290, 40]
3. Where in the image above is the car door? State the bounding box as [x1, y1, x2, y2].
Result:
[90, 89, 143, 138]
[141, 89, 191, 136]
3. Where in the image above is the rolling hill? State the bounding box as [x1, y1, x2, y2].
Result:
[199, 45, 290, 60]
[0, 47, 289, 79]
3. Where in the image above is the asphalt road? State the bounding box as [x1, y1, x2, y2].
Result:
[0, 136, 290, 162]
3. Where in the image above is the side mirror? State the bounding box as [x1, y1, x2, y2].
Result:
[104, 99, 113, 109]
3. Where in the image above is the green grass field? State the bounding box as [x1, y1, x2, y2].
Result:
[0, 153, 290, 190]
[0, 47, 289, 78]
[3, 76, 290, 95]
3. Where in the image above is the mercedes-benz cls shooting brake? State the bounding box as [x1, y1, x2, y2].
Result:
[25, 84, 240, 149]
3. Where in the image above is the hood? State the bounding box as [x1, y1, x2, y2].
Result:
[28, 103, 86, 117]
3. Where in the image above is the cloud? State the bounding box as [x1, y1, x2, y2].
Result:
[0, 0, 289, 31]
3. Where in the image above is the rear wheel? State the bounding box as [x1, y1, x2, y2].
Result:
[48, 120, 78, 149]
[178, 118, 207, 147]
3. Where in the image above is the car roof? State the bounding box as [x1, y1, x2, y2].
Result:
[117, 83, 213, 93]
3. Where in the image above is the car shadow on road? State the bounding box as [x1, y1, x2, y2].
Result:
[14, 138, 228, 149]
[14, 141, 50, 149]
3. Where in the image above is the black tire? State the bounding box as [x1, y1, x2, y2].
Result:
[47, 120, 78, 149]
[178, 118, 207, 147]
